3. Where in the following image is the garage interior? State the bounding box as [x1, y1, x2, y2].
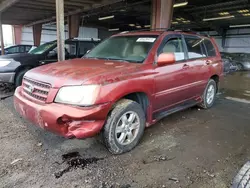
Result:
[1, 0, 250, 56]
[0, 0, 250, 187]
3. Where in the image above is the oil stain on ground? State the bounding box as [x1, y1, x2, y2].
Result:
[54, 152, 103, 179]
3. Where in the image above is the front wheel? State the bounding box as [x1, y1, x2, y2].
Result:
[103, 99, 146, 154]
[199, 79, 217, 109]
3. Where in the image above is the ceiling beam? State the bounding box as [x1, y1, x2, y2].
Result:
[25, 0, 124, 27]
[185, 0, 247, 12]
[0, 0, 20, 13]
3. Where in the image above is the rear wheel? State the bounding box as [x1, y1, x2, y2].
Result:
[199, 79, 217, 109]
[15, 69, 29, 88]
[103, 99, 145, 154]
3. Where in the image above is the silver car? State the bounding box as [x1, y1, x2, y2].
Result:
[233, 53, 250, 71]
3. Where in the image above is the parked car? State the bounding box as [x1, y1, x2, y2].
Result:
[221, 52, 250, 71]
[14, 31, 223, 154]
[221, 53, 238, 74]
[0, 45, 34, 55]
[233, 53, 250, 71]
[0, 38, 100, 87]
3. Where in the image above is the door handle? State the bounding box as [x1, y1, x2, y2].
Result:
[182, 64, 189, 69]
[206, 60, 212, 65]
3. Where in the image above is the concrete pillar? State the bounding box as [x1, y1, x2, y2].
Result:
[151, 0, 174, 29]
[56, 0, 65, 61]
[0, 16, 4, 55]
[32, 24, 42, 46]
[13, 25, 22, 45]
[68, 14, 80, 38]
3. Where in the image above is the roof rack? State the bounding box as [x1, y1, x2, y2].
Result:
[71, 37, 101, 41]
[120, 28, 210, 37]
[125, 28, 174, 33]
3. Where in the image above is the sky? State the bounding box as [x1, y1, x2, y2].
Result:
[2, 25, 13, 46]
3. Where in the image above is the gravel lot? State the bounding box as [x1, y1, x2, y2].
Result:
[0, 72, 250, 188]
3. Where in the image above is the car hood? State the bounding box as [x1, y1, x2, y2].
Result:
[25, 58, 142, 88]
[0, 53, 41, 62]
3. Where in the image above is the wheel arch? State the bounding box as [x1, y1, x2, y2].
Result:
[210, 74, 219, 92]
[113, 91, 150, 121]
[14, 65, 33, 85]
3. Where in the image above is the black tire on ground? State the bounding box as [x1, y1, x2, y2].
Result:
[15, 69, 28, 88]
[102, 99, 146, 154]
[198, 79, 217, 109]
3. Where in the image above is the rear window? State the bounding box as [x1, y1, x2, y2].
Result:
[185, 37, 206, 59]
[204, 39, 216, 57]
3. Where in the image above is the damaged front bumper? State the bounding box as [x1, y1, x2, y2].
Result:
[14, 87, 111, 139]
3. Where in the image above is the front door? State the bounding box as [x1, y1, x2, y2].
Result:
[43, 42, 77, 64]
[153, 34, 192, 112]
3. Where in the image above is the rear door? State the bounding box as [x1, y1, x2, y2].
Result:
[19, 45, 26, 53]
[183, 35, 209, 96]
[154, 34, 193, 111]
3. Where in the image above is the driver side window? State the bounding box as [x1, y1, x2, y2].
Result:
[48, 47, 58, 59]
[160, 37, 185, 62]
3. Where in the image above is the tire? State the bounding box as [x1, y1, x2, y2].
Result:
[103, 99, 146, 154]
[238, 64, 244, 71]
[198, 79, 217, 109]
[232, 161, 250, 188]
[15, 69, 29, 88]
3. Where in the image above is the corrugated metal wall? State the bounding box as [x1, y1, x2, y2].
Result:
[20, 26, 250, 53]
[205, 29, 250, 53]
[21, 25, 98, 45]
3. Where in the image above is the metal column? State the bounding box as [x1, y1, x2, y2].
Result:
[151, 0, 174, 29]
[32, 24, 42, 46]
[13, 25, 23, 45]
[68, 14, 80, 38]
[56, 0, 65, 61]
[0, 15, 4, 55]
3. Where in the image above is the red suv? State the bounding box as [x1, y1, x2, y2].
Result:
[14, 30, 223, 154]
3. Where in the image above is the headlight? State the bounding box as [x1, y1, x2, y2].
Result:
[0, 60, 11, 67]
[55, 85, 100, 106]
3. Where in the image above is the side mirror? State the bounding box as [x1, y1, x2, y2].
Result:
[157, 53, 175, 66]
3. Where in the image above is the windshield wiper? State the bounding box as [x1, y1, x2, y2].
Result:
[84, 57, 141, 63]
[107, 58, 130, 63]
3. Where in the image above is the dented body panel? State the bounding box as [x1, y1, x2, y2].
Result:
[14, 31, 223, 139]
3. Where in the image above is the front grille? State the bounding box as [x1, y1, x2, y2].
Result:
[22, 77, 51, 102]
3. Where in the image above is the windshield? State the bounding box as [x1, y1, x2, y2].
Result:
[85, 35, 158, 63]
[29, 41, 56, 54]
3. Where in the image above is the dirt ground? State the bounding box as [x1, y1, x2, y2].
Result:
[0, 72, 250, 188]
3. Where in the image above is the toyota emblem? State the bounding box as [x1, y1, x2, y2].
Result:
[27, 85, 35, 93]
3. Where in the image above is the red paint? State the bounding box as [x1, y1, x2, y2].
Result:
[14, 87, 111, 138]
[13, 25, 23, 45]
[14, 31, 223, 139]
